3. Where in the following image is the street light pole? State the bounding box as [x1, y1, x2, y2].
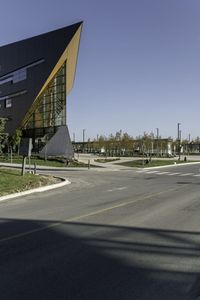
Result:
[83, 129, 85, 143]
[156, 128, 159, 157]
[82, 129, 85, 153]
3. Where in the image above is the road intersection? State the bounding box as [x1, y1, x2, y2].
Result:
[1, 162, 200, 299]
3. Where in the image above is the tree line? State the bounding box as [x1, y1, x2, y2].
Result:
[81, 130, 200, 156]
[1, 118, 200, 156]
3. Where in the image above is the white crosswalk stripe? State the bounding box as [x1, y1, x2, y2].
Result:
[179, 173, 194, 176]
[167, 172, 181, 176]
[136, 170, 200, 178]
[156, 172, 170, 175]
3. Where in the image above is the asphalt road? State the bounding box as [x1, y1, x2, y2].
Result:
[1, 164, 200, 299]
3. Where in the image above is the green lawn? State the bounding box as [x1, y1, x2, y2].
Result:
[0, 155, 89, 168]
[0, 168, 58, 196]
[116, 159, 186, 168]
[94, 158, 120, 163]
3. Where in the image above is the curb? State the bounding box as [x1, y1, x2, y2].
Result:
[0, 177, 71, 202]
[0, 163, 97, 171]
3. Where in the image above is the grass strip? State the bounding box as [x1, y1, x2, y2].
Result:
[94, 158, 120, 163]
[116, 159, 191, 168]
[0, 156, 88, 168]
[0, 168, 58, 196]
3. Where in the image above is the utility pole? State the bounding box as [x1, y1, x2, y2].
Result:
[177, 123, 181, 160]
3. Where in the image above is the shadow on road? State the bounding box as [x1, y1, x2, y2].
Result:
[0, 219, 200, 300]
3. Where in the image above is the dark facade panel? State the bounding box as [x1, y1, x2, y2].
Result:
[0, 22, 82, 135]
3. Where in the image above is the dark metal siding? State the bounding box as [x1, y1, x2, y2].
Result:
[0, 22, 82, 135]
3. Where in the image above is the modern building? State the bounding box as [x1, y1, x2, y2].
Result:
[0, 22, 82, 157]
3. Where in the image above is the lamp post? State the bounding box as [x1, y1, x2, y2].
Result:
[188, 133, 191, 155]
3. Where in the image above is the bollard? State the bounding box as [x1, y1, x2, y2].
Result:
[88, 159, 90, 169]
[34, 163, 37, 174]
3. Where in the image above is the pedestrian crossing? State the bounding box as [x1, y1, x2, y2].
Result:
[179, 173, 193, 177]
[136, 169, 200, 178]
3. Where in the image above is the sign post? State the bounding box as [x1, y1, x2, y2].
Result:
[19, 138, 32, 176]
[21, 156, 26, 176]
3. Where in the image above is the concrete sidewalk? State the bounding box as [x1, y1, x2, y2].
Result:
[76, 153, 200, 170]
[1, 154, 200, 172]
[0, 162, 90, 172]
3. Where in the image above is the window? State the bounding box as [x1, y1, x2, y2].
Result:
[0, 58, 45, 86]
[12, 68, 27, 83]
[0, 76, 12, 86]
[0, 90, 27, 101]
[5, 99, 12, 108]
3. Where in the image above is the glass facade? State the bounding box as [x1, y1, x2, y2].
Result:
[25, 63, 66, 128]
[23, 62, 66, 151]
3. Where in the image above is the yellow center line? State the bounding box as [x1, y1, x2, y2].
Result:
[0, 187, 176, 243]
[66, 188, 176, 222]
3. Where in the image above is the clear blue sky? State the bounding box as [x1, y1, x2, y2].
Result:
[1, 0, 200, 141]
